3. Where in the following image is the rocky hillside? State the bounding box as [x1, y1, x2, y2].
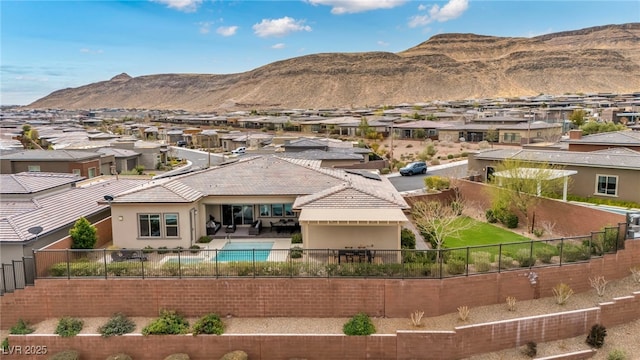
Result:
[28, 23, 640, 112]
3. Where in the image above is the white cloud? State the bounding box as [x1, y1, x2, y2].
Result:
[377, 40, 389, 46]
[272, 43, 286, 49]
[418, 4, 427, 11]
[408, 0, 468, 28]
[217, 26, 238, 37]
[307, 0, 405, 14]
[199, 22, 212, 34]
[80, 48, 104, 55]
[151, 0, 202, 12]
[253, 17, 312, 38]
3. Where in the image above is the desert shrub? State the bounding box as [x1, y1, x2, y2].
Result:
[424, 176, 450, 191]
[192, 313, 225, 335]
[401, 228, 416, 249]
[379, 168, 390, 175]
[430, 159, 440, 166]
[106, 354, 133, 360]
[532, 228, 544, 237]
[410, 310, 424, 327]
[503, 213, 519, 228]
[142, 245, 155, 253]
[447, 154, 454, 159]
[172, 246, 184, 253]
[485, 209, 498, 223]
[142, 310, 190, 335]
[446, 258, 466, 275]
[522, 341, 537, 357]
[457, 306, 470, 321]
[559, 243, 590, 262]
[497, 255, 514, 269]
[552, 283, 574, 305]
[10, 319, 35, 334]
[535, 247, 555, 263]
[157, 246, 170, 254]
[49, 350, 80, 360]
[471, 252, 491, 272]
[586, 323, 607, 348]
[197, 236, 212, 244]
[55, 317, 84, 337]
[506, 296, 517, 311]
[291, 232, 303, 244]
[406, 143, 413, 148]
[99, 313, 136, 337]
[290, 246, 303, 259]
[189, 245, 201, 254]
[1, 338, 8, 351]
[343, 312, 376, 336]
[607, 349, 628, 360]
[515, 248, 535, 268]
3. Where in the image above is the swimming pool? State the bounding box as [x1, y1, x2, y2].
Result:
[163, 241, 275, 263]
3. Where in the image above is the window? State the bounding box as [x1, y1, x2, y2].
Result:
[259, 204, 271, 217]
[72, 169, 81, 175]
[88, 167, 96, 178]
[138, 213, 179, 238]
[596, 175, 618, 196]
[284, 204, 294, 216]
[28, 165, 41, 172]
[272, 204, 283, 217]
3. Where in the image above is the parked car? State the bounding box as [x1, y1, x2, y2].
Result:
[399, 161, 427, 176]
[176, 140, 187, 147]
[231, 147, 246, 154]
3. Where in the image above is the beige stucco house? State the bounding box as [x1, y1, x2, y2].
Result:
[107, 156, 409, 250]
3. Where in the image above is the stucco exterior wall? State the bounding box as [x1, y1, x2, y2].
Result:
[111, 203, 197, 249]
[304, 224, 399, 250]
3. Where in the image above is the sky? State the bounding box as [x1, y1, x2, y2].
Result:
[1, 1, 639, 106]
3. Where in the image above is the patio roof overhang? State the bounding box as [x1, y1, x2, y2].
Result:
[298, 208, 408, 224]
[492, 168, 578, 202]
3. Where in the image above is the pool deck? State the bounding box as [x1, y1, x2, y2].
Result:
[159, 238, 293, 263]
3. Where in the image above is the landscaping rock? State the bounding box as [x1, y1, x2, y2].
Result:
[48, 350, 80, 360]
[219, 350, 248, 360]
[107, 353, 133, 360]
[163, 354, 190, 360]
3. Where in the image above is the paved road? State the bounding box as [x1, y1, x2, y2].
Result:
[387, 160, 468, 193]
[170, 146, 227, 169]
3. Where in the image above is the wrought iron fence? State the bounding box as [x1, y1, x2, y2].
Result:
[31, 224, 624, 280]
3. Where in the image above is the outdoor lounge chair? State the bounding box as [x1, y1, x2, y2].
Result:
[111, 249, 148, 262]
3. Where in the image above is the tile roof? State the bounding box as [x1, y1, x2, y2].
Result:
[473, 148, 640, 170]
[0, 149, 101, 161]
[568, 130, 640, 145]
[0, 172, 84, 194]
[96, 147, 139, 157]
[278, 150, 363, 161]
[293, 183, 408, 209]
[109, 155, 408, 209]
[0, 178, 148, 243]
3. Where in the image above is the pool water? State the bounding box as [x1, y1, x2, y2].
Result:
[216, 241, 274, 262]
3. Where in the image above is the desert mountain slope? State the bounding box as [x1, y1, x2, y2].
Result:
[28, 23, 640, 112]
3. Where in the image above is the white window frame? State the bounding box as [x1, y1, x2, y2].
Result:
[28, 165, 41, 172]
[595, 174, 618, 197]
[88, 167, 96, 178]
[72, 169, 81, 175]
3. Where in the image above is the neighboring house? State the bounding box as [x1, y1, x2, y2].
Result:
[565, 129, 640, 152]
[468, 147, 640, 204]
[279, 138, 374, 168]
[0, 149, 109, 178]
[0, 172, 148, 263]
[96, 147, 140, 174]
[107, 156, 409, 250]
[391, 120, 454, 140]
[111, 140, 168, 170]
[438, 122, 562, 144]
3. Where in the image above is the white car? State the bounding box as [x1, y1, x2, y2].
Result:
[231, 147, 246, 154]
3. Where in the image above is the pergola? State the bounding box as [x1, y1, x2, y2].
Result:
[492, 168, 578, 202]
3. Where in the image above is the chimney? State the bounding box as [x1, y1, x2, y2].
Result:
[569, 129, 582, 140]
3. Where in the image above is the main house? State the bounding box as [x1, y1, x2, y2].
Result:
[107, 155, 409, 250]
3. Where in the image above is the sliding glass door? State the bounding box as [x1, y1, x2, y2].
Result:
[221, 205, 253, 225]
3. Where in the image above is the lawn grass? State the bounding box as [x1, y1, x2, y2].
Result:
[442, 217, 558, 261]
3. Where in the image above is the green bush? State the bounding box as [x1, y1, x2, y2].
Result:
[379, 168, 390, 175]
[49, 350, 80, 360]
[55, 317, 84, 337]
[485, 209, 498, 223]
[607, 349, 628, 360]
[503, 213, 519, 228]
[515, 248, 535, 268]
[424, 176, 450, 191]
[497, 255, 514, 269]
[192, 313, 225, 335]
[142, 245, 155, 253]
[291, 232, 303, 244]
[532, 228, 544, 237]
[189, 245, 201, 254]
[535, 247, 555, 264]
[522, 341, 537, 357]
[559, 243, 590, 262]
[197, 236, 212, 244]
[446, 258, 466, 275]
[471, 252, 491, 272]
[142, 310, 190, 335]
[69, 217, 98, 249]
[172, 246, 184, 253]
[290, 246, 303, 259]
[157, 246, 170, 254]
[586, 323, 607, 348]
[401, 228, 416, 249]
[10, 319, 35, 334]
[99, 313, 136, 337]
[1, 338, 8, 351]
[343, 313, 376, 336]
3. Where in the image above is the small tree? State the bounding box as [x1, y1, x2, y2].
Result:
[69, 217, 98, 249]
[569, 109, 587, 127]
[485, 127, 499, 147]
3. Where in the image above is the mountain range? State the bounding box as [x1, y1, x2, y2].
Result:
[27, 23, 640, 112]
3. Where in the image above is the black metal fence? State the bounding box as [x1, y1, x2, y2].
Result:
[31, 224, 625, 280]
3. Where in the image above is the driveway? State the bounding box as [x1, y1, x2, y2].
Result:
[387, 160, 468, 193]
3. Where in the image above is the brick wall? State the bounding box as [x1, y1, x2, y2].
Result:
[5, 291, 638, 360]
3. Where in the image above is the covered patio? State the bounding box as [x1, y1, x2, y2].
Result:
[492, 168, 578, 201]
